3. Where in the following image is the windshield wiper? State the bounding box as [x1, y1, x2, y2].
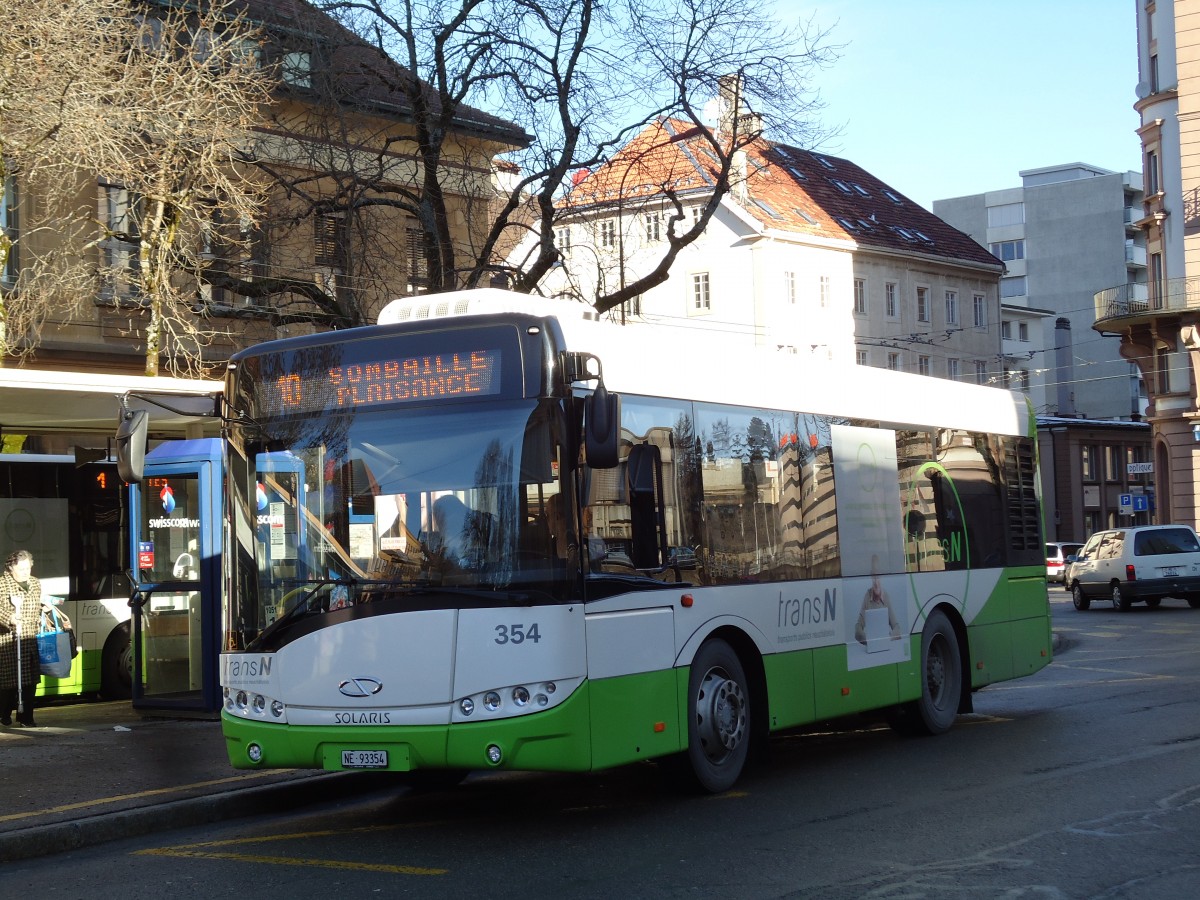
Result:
[247, 577, 363, 649]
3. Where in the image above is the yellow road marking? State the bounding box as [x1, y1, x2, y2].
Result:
[136, 822, 450, 875]
[136, 847, 446, 875]
[0, 771, 298, 824]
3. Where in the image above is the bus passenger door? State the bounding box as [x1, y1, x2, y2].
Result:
[128, 440, 224, 713]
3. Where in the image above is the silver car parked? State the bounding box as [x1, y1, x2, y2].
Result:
[1067, 525, 1200, 611]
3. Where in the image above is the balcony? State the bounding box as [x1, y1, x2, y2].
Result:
[1094, 278, 1200, 328]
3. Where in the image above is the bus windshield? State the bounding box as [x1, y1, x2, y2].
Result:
[226, 398, 572, 650]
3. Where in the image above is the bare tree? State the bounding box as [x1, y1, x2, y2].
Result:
[91, 0, 276, 377]
[2, 0, 276, 376]
[287, 0, 837, 317]
[0, 0, 131, 361]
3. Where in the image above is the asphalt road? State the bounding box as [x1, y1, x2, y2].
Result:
[3, 585, 1198, 899]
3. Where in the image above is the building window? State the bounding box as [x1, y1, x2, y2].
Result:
[885, 282, 898, 317]
[98, 180, 141, 299]
[1150, 53, 1160, 93]
[989, 240, 1025, 262]
[1081, 445, 1098, 481]
[784, 271, 797, 305]
[599, 219, 616, 249]
[854, 278, 867, 314]
[553, 226, 571, 251]
[1001, 321, 1012, 340]
[1105, 446, 1122, 482]
[918, 355, 930, 376]
[856, 349, 868, 366]
[281, 51, 313, 88]
[692, 272, 711, 312]
[1147, 150, 1161, 196]
[944, 290, 958, 326]
[1156, 346, 1170, 394]
[987, 201, 1025, 227]
[314, 213, 347, 269]
[975, 360, 988, 384]
[819, 275, 830, 307]
[1150, 252, 1164, 307]
[916, 286, 930, 322]
[405, 225, 429, 292]
[973, 293, 987, 328]
[1000, 276, 1027, 298]
[887, 352, 901, 371]
[1, 174, 15, 287]
[644, 212, 661, 243]
[947, 358, 960, 381]
[1018, 322, 1029, 341]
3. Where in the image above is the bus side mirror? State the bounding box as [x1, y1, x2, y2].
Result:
[585, 385, 620, 470]
[116, 409, 149, 484]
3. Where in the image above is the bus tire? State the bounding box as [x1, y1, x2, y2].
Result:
[683, 638, 751, 793]
[101, 621, 133, 700]
[892, 610, 962, 736]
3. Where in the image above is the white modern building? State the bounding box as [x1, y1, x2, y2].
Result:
[934, 163, 1146, 420]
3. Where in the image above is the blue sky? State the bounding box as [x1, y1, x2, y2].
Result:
[801, 1, 1143, 210]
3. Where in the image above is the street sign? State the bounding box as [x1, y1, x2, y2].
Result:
[1127, 462, 1153, 474]
[1120, 493, 1149, 514]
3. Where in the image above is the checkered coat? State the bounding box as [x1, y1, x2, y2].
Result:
[0, 573, 44, 689]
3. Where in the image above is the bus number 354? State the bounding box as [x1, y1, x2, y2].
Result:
[495, 623, 541, 645]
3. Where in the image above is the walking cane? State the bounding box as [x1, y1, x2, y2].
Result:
[12, 594, 24, 719]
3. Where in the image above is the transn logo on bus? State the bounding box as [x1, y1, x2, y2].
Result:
[228, 656, 272, 679]
[339, 677, 384, 698]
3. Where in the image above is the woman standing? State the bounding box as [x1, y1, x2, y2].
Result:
[0, 550, 44, 727]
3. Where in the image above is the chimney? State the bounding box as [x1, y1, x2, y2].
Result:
[1054, 317, 1075, 416]
[717, 74, 742, 138]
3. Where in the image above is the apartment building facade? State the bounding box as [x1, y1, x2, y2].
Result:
[934, 163, 1146, 419]
[527, 117, 1004, 379]
[1, 0, 526, 384]
[1086, 1, 1200, 530]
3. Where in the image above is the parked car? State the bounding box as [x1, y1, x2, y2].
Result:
[1045, 541, 1084, 584]
[1066, 524, 1200, 611]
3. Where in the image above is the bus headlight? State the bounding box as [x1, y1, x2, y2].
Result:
[450, 677, 581, 723]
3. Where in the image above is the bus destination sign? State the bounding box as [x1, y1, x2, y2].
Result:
[266, 348, 502, 415]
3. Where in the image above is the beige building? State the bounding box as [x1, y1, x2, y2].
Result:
[1097, 1, 1200, 528]
[1, 0, 525, 386]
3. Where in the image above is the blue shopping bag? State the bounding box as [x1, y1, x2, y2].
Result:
[38, 607, 75, 678]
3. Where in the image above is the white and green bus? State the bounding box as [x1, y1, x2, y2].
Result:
[0, 454, 133, 700]
[215, 289, 1050, 791]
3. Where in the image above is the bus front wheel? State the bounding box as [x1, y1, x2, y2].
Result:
[101, 621, 133, 700]
[683, 639, 751, 793]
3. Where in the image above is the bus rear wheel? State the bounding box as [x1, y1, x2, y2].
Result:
[683, 639, 751, 793]
[101, 621, 132, 700]
[891, 610, 962, 736]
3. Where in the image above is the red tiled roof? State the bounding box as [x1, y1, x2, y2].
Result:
[563, 118, 999, 270]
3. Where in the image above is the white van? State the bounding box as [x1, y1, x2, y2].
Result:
[1068, 524, 1200, 611]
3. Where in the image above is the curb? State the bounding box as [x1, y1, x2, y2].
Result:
[0, 771, 394, 864]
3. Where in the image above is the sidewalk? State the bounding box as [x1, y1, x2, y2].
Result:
[0, 700, 388, 863]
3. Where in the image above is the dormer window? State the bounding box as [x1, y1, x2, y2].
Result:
[282, 51, 312, 88]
